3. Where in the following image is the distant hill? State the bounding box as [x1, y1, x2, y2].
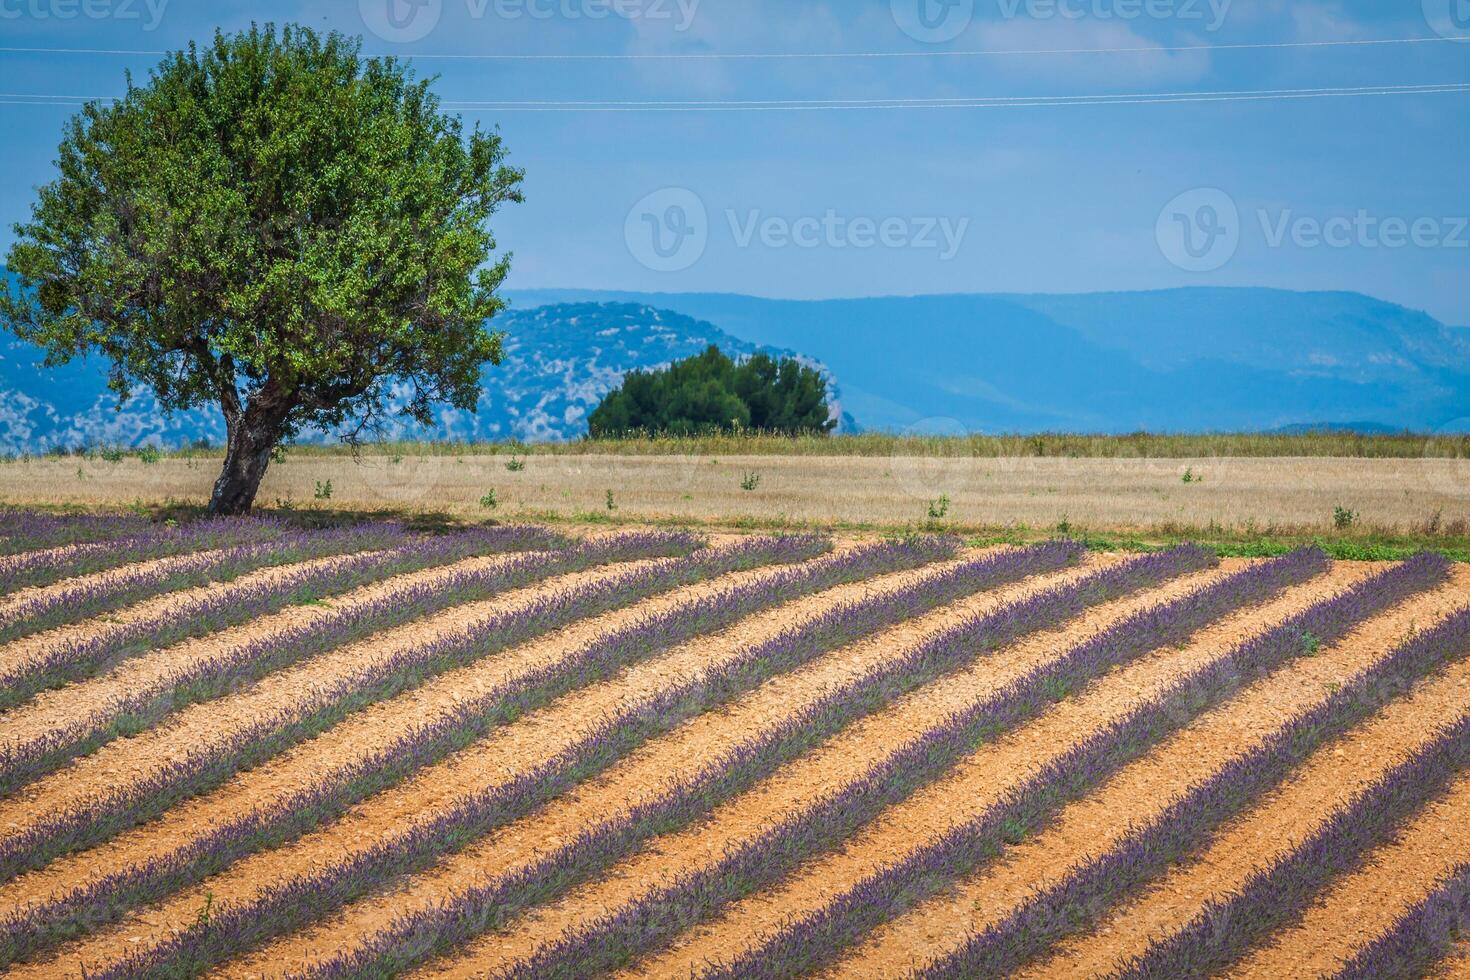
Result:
[4, 277, 1469, 450]
[507, 287, 1470, 435]
[0, 297, 845, 452]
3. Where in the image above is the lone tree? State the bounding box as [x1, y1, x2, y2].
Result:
[588, 345, 834, 437]
[1, 24, 523, 514]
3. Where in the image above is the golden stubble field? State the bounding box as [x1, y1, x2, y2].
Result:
[0, 513, 1468, 978]
[3, 452, 1469, 532]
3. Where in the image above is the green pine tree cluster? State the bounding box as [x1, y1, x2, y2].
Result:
[587, 345, 834, 438]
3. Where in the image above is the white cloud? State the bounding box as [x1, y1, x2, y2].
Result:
[623, 2, 850, 94]
[968, 17, 1212, 86]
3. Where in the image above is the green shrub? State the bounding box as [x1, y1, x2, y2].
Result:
[588, 345, 832, 438]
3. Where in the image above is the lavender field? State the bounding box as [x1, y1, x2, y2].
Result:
[0, 511, 1467, 979]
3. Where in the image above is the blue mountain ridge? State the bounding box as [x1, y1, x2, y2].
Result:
[0, 296, 842, 453]
[505, 287, 1470, 436]
[2, 277, 1468, 451]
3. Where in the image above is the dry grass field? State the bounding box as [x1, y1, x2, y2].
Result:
[2, 450, 1468, 543]
[0, 512, 1468, 978]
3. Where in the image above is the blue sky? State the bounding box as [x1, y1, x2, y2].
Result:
[1, 0, 1467, 324]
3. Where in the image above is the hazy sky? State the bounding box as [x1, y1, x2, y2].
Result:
[2, 0, 1467, 323]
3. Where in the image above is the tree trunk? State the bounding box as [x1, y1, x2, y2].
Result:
[208, 407, 285, 516]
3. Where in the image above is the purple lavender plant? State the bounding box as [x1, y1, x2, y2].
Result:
[0, 516, 291, 595]
[1118, 706, 1470, 979]
[0, 532, 807, 797]
[0, 524, 575, 712]
[910, 556, 1457, 980]
[0, 523, 413, 643]
[56, 539, 1080, 979]
[1334, 860, 1470, 980]
[0, 511, 152, 556]
[0, 533, 860, 887]
[161, 547, 1209, 980]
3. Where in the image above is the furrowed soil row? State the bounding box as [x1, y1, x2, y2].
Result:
[0, 551, 354, 682]
[642, 553, 1375, 979]
[1116, 710, 1470, 979]
[0, 536, 965, 972]
[214, 547, 1137, 978]
[291, 548, 1221, 980]
[1, 546, 547, 761]
[913, 569, 1470, 980]
[0, 543, 288, 624]
[89, 546, 1185, 980]
[0, 535, 687, 812]
[0, 522, 414, 644]
[0, 524, 573, 712]
[10, 529, 1466, 980]
[0, 516, 290, 596]
[1334, 861, 1470, 980]
[695, 556, 1448, 980]
[0, 534, 846, 884]
[0, 532, 738, 797]
[1231, 772, 1470, 978]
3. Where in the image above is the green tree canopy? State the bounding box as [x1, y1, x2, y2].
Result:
[0, 24, 522, 514]
[588, 345, 834, 438]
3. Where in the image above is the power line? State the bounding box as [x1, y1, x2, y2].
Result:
[441, 81, 1470, 107]
[0, 34, 1466, 61]
[448, 84, 1470, 110]
[9, 81, 1468, 112]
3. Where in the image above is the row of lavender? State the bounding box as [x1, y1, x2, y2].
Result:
[0, 510, 153, 558]
[696, 545, 1338, 978]
[8, 517, 1458, 975]
[0, 522, 414, 644]
[71, 537, 1070, 980]
[295, 543, 1252, 980]
[905, 552, 1457, 979]
[0, 531, 834, 886]
[495, 546, 1341, 980]
[68, 537, 1066, 979]
[1336, 860, 1470, 979]
[0, 529, 707, 796]
[0, 524, 569, 712]
[0, 515, 292, 594]
[286, 546, 1224, 980]
[1118, 629, 1470, 978]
